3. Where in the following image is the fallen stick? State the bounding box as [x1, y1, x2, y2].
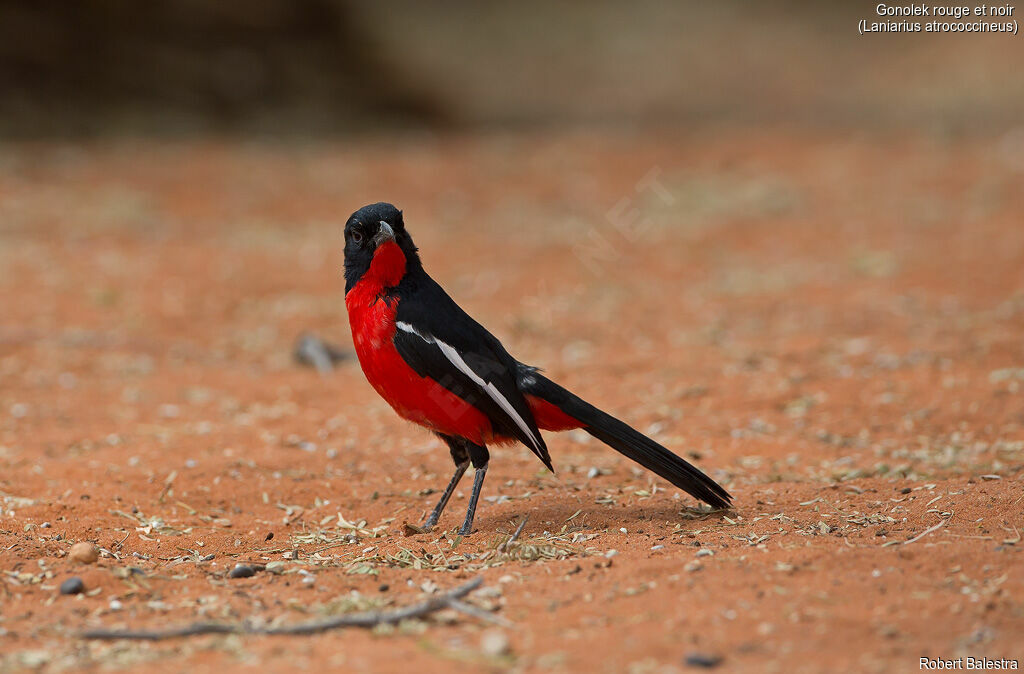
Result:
[447, 599, 513, 628]
[902, 519, 946, 546]
[81, 576, 483, 641]
[497, 516, 529, 553]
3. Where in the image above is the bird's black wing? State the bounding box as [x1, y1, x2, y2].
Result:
[392, 274, 552, 470]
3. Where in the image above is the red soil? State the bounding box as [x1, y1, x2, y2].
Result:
[1, 129, 1022, 673]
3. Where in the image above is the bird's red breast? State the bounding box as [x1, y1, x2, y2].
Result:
[345, 242, 498, 444]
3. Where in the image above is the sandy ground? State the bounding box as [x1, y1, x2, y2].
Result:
[1, 129, 1022, 673]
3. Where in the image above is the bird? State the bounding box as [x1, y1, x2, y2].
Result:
[343, 202, 731, 535]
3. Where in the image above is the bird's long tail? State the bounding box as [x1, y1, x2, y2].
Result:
[518, 367, 732, 509]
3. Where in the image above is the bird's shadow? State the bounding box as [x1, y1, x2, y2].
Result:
[475, 500, 734, 537]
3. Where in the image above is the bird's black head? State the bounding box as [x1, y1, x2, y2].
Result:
[343, 202, 420, 293]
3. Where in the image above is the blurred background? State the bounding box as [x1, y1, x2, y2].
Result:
[1, 0, 1022, 135]
[2, 0, 1023, 474]
[2, 3, 1024, 671]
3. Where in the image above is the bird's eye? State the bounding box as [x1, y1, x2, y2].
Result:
[352, 231, 363, 244]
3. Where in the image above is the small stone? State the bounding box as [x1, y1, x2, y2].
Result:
[684, 652, 722, 668]
[265, 561, 286, 574]
[228, 564, 256, 579]
[402, 522, 428, 536]
[480, 630, 511, 656]
[696, 548, 714, 558]
[17, 651, 48, 668]
[293, 332, 349, 372]
[159, 404, 180, 418]
[60, 577, 85, 595]
[69, 542, 99, 564]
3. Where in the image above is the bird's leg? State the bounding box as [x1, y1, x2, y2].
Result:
[423, 434, 473, 530]
[459, 463, 488, 536]
[423, 460, 469, 529]
[458, 442, 491, 536]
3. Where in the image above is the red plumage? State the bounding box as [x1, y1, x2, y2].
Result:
[347, 241, 583, 445]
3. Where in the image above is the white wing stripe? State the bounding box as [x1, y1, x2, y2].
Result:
[434, 340, 543, 451]
[395, 321, 430, 342]
[394, 321, 543, 452]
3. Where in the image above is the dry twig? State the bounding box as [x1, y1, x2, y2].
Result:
[498, 516, 529, 553]
[81, 576, 483, 641]
[447, 599, 513, 627]
[902, 520, 946, 546]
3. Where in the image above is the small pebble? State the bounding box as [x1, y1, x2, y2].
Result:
[684, 652, 723, 668]
[696, 548, 714, 558]
[60, 577, 85, 595]
[69, 542, 99, 564]
[480, 630, 511, 656]
[228, 564, 256, 579]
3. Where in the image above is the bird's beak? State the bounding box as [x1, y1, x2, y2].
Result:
[373, 221, 396, 246]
